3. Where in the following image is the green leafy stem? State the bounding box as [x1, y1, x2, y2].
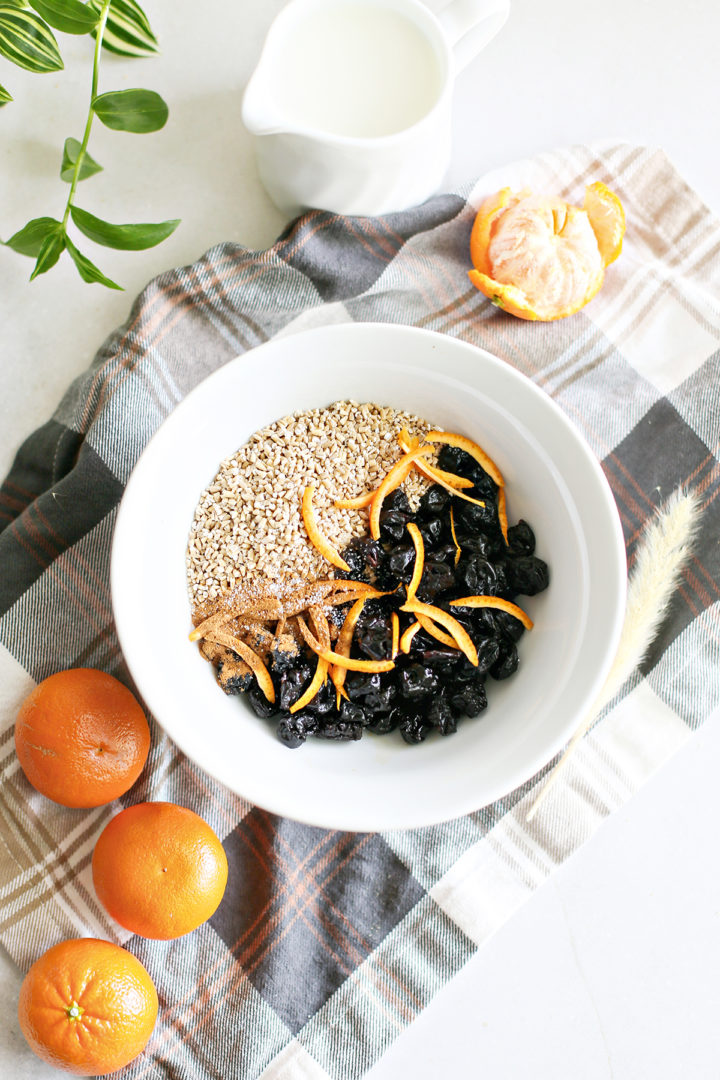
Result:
[0, 0, 180, 288]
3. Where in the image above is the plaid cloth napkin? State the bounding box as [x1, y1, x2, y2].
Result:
[1, 142, 719, 1080]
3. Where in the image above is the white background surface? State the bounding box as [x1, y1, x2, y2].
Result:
[1, 1, 719, 1077]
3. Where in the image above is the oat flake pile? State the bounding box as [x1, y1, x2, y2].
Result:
[186, 401, 434, 609]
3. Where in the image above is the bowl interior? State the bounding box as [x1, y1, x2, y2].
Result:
[111, 323, 626, 830]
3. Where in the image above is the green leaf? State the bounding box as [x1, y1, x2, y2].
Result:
[92, 87, 168, 133]
[4, 216, 62, 257]
[29, 227, 65, 279]
[0, 4, 63, 72]
[70, 205, 180, 250]
[88, 0, 157, 57]
[0, 80, 11, 103]
[65, 235, 123, 289]
[60, 137, 103, 182]
[28, 0, 99, 35]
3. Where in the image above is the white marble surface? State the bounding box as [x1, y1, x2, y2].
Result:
[1, 0, 719, 1076]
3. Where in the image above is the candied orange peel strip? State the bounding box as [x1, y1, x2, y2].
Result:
[333, 491, 375, 510]
[302, 483, 351, 572]
[205, 629, 276, 703]
[424, 430, 504, 489]
[399, 620, 421, 654]
[390, 612, 400, 660]
[449, 595, 533, 630]
[397, 432, 475, 491]
[290, 654, 330, 714]
[401, 601, 478, 666]
[330, 596, 366, 697]
[414, 612, 458, 650]
[296, 615, 395, 673]
[369, 444, 431, 540]
[405, 522, 425, 602]
[497, 486, 509, 544]
[449, 505, 461, 566]
[318, 651, 395, 674]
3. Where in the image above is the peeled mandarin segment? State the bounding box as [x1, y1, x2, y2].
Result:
[583, 180, 626, 267]
[302, 483, 350, 571]
[469, 187, 524, 276]
[405, 522, 425, 602]
[290, 654, 329, 713]
[424, 429, 504, 488]
[401, 600, 478, 666]
[449, 595, 534, 630]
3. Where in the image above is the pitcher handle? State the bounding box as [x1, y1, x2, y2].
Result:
[435, 0, 510, 73]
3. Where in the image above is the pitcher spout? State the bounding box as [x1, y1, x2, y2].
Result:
[241, 69, 288, 137]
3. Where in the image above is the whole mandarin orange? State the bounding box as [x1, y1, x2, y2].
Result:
[18, 937, 158, 1077]
[15, 668, 150, 808]
[92, 801, 228, 939]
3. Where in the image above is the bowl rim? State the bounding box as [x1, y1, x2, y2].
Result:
[111, 322, 627, 830]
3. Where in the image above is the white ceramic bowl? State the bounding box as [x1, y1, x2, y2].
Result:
[111, 323, 626, 831]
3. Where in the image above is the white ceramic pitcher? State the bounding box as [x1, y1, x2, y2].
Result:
[242, 0, 510, 217]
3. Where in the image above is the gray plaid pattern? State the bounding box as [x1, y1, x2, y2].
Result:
[0, 143, 718, 1080]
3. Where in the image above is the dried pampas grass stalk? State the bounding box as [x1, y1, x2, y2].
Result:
[526, 487, 701, 823]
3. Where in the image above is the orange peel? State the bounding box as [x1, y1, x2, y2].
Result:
[397, 431, 474, 490]
[318, 650, 394, 673]
[302, 483, 350, 572]
[390, 612, 400, 660]
[415, 460, 486, 507]
[449, 505, 461, 566]
[368, 444, 431, 540]
[334, 491, 374, 510]
[400, 601, 478, 666]
[497, 486, 508, 544]
[424, 429, 503, 488]
[584, 181, 625, 266]
[449, 595, 533, 630]
[329, 596, 366, 696]
[414, 612, 458, 650]
[290, 654, 330, 713]
[405, 522, 425, 602]
[399, 620, 422, 653]
[205, 630, 276, 703]
[297, 614, 395, 673]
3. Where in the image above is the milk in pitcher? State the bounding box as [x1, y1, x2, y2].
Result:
[269, 2, 445, 138]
